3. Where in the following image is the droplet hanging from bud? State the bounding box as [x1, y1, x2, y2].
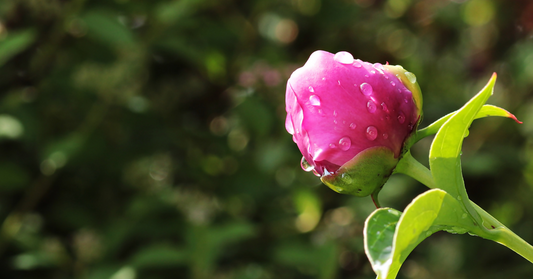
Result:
[301, 157, 314, 172]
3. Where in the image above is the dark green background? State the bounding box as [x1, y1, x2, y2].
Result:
[0, 0, 532, 278]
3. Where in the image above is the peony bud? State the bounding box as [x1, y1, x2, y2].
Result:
[285, 50, 422, 197]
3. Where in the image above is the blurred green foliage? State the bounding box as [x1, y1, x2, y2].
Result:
[0, 0, 532, 278]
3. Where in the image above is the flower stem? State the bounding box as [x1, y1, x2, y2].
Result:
[394, 151, 436, 188]
[395, 151, 533, 263]
[471, 203, 533, 263]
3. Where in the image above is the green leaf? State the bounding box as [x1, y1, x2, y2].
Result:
[0, 29, 36, 67]
[82, 11, 135, 46]
[129, 244, 187, 268]
[364, 189, 478, 279]
[415, 104, 521, 142]
[275, 240, 338, 279]
[429, 74, 497, 224]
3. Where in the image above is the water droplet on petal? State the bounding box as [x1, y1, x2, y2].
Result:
[382, 133, 388, 139]
[318, 109, 324, 115]
[339, 137, 351, 151]
[353, 60, 362, 68]
[301, 157, 314, 172]
[309, 95, 321, 106]
[334, 51, 354, 64]
[309, 86, 314, 92]
[349, 123, 357, 129]
[370, 70, 376, 74]
[367, 100, 376, 113]
[329, 143, 337, 149]
[333, 110, 337, 116]
[405, 71, 417, 83]
[381, 102, 389, 113]
[390, 81, 396, 86]
[373, 63, 385, 75]
[360, 83, 373, 96]
[338, 80, 341, 85]
[398, 112, 405, 124]
[366, 126, 378, 141]
[322, 77, 326, 81]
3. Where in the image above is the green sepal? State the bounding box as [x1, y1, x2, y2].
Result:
[321, 146, 398, 197]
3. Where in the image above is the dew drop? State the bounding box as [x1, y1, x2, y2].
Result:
[329, 143, 337, 149]
[333, 110, 337, 116]
[426, 231, 432, 237]
[301, 157, 314, 172]
[338, 80, 341, 85]
[382, 133, 388, 139]
[373, 63, 385, 75]
[367, 100, 377, 113]
[360, 83, 373, 96]
[322, 77, 326, 81]
[398, 112, 405, 124]
[318, 108, 324, 115]
[334, 51, 354, 64]
[309, 95, 321, 106]
[370, 70, 376, 74]
[353, 60, 362, 68]
[381, 102, 389, 113]
[339, 137, 351, 151]
[405, 71, 417, 83]
[390, 81, 396, 86]
[349, 123, 357, 130]
[366, 126, 378, 141]
[342, 173, 353, 184]
[464, 129, 470, 138]
[308, 86, 314, 92]
[457, 196, 462, 201]
[333, 119, 338, 124]
[462, 213, 468, 219]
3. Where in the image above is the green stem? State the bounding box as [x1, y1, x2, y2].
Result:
[395, 152, 533, 263]
[394, 152, 435, 188]
[471, 203, 533, 263]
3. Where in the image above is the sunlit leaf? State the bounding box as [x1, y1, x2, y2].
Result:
[415, 104, 521, 142]
[364, 189, 478, 279]
[429, 74, 497, 224]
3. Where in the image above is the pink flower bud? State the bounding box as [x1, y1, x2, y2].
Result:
[285, 50, 422, 196]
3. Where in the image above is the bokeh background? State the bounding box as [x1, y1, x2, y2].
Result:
[0, 0, 533, 278]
